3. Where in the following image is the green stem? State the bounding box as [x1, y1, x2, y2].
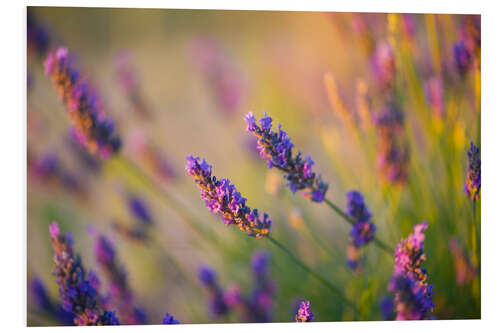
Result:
[324, 198, 393, 255]
[472, 200, 480, 273]
[266, 235, 359, 314]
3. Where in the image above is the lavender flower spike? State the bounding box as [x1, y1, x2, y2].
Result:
[162, 312, 180, 324]
[390, 222, 434, 320]
[198, 266, 229, 317]
[93, 233, 146, 325]
[186, 155, 271, 237]
[345, 191, 376, 272]
[44, 47, 121, 159]
[244, 112, 328, 203]
[49, 222, 120, 325]
[464, 141, 481, 201]
[295, 300, 314, 322]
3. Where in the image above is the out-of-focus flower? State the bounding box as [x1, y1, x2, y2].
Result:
[345, 191, 376, 272]
[44, 47, 121, 159]
[389, 222, 434, 320]
[244, 112, 328, 203]
[424, 76, 444, 118]
[198, 267, 229, 317]
[189, 37, 245, 117]
[453, 41, 472, 77]
[28, 152, 86, 197]
[114, 50, 150, 117]
[373, 104, 409, 185]
[27, 11, 51, 59]
[127, 194, 153, 226]
[295, 300, 314, 322]
[380, 296, 395, 320]
[371, 41, 395, 90]
[449, 237, 476, 285]
[464, 141, 480, 201]
[186, 155, 272, 237]
[93, 233, 146, 325]
[29, 276, 75, 325]
[128, 128, 177, 183]
[49, 222, 120, 325]
[248, 252, 276, 322]
[162, 312, 179, 324]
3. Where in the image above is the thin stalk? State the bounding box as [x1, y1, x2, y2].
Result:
[266, 235, 359, 314]
[324, 198, 393, 255]
[472, 200, 480, 273]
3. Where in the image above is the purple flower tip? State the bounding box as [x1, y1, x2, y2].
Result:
[162, 312, 179, 324]
[49, 221, 60, 238]
[295, 300, 314, 322]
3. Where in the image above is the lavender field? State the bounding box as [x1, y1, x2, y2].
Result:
[27, 7, 480, 325]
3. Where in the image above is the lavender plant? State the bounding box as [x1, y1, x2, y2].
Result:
[44, 47, 121, 159]
[464, 141, 480, 201]
[49, 222, 120, 325]
[244, 112, 328, 203]
[186, 155, 272, 237]
[295, 301, 314, 322]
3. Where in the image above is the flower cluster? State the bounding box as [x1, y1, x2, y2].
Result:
[49, 222, 120, 325]
[27, 11, 51, 59]
[93, 233, 146, 324]
[190, 37, 245, 116]
[186, 155, 272, 237]
[449, 237, 476, 285]
[373, 104, 409, 185]
[464, 141, 480, 201]
[198, 267, 229, 317]
[453, 16, 480, 77]
[389, 222, 434, 320]
[295, 301, 314, 322]
[244, 112, 328, 203]
[345, 191, 376, 272]
[200, 252, 277, 323]
[44, 47, 121, 159]
[162, 312, 179, 324]
[114, 50, 150, 117]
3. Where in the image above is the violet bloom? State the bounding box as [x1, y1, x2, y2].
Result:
[93, 233, 146, 325]
[380, 296, 395, 321]
[190, 37, 245, 116]
[374, 104, 409, 185]
[49, 222, 120, 325]
[127, 195, 153, 225]
[295, 300, 314, 322]
[186, 155, 272, 237]
[162, 312, 179, 324]
[453, 41, 472, 77]
[345, 191, 376, 271]
[371, 41, 395, 90]
[390, 222, 434, 320]
[44, 47, 121, 159]
[244, 112, 328, 203]
[464, 141, 480, 201]
[198, 266, 229, 317]
[248, 252, 276, 322]
[27, 11, 50, 59]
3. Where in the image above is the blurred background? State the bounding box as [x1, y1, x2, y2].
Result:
[27, 7, 480, 325]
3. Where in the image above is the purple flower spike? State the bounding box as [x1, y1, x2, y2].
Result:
[44, 47, 121, 159]
[345, 191, 376, 271]
[295, 300, 314, 322]
[464, 141, 481, 201]
[50, 222, 120, 326]
[244, 112, 328, 203]
[389, 222, 434, 320]
[186, 155, 271, 237]
[198, 267, 229, 317]
[453, 40, 472, 77]
[128, 195, 153, 225]
[162, 312, 179, 324]
[93, 233, 146, 325]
